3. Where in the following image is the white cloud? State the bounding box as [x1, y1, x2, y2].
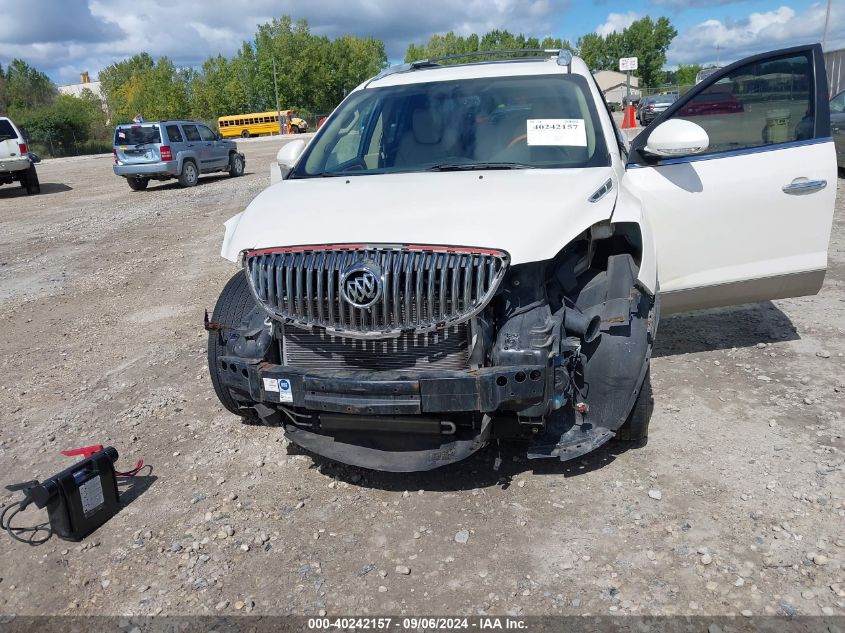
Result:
[0, 0, 569, 84]
[668, 3, 844, 67]
[596, 11, 642, 37]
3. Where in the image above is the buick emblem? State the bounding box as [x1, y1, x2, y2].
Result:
[340, 262, 383, 309]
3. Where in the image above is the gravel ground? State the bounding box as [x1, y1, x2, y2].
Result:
[0, 144, 843, 619]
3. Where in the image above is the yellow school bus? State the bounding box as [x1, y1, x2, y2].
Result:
[218, 110, 308, 138]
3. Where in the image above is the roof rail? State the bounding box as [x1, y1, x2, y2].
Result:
[370, 48, 574, 83]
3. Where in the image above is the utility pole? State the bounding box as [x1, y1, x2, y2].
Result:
[272, 57, 283, 135]
[822, 0, 832, 50]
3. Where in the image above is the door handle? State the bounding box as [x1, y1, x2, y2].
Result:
[782, 179, 827, 195]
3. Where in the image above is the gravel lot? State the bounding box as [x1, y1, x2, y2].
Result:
[0, 140, 843, 619]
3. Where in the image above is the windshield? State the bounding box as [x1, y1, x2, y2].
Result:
[293, 74, 608, 178]
[652, 96, 675, 104]
[114, 125, 161, 146]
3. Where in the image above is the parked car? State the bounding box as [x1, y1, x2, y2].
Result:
[637, 94, 677, 125]
[0, 116, 40, 195]
[113, 120, 245, 190]
[831, 88, 845, 168]
[208, 44, 835, 472]
[677, 89, 744, 117]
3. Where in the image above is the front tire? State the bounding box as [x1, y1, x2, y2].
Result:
[241, 130, 250, 138]
[178, 160, 198, 187]
[228, 153, 244, 177]
[616, 367, 653, 442]
[127, 176, 149, 191]
[208, 272, 260, 423]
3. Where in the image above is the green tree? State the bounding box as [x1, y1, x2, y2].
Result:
[101, 55, 190, 122]
[13, 93, 99, 154]
[576, 17, 676, 88]
[621, 17, 677, 88]
[405, 29, 571, 63]
[673, 63, 702, 88]
[99, 53, 155, 118]
[3, 59, 55, 110]
[252, 16, 385, 116]
[0, 62, 6, 112]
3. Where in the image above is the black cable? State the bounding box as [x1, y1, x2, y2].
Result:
[0, 500, 52, 545]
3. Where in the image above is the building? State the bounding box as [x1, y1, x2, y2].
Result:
[58, 71, 104, 103]
[593, 70, 641, 105]
[825, 48, 844, 97]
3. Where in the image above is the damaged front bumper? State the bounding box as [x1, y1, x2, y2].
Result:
[214, 352, 630, 471]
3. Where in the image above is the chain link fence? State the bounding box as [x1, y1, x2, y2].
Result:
[25, 128, 112, 159]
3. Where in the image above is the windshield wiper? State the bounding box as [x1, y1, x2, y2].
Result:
[0, 134, 15, 141]
[427, 162, 535, 171]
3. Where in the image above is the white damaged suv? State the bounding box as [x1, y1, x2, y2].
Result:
[207, 45, 836, 471]
[0, 116, 40, 195]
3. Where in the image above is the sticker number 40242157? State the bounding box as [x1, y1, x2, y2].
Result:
[526, 119, 587, 147]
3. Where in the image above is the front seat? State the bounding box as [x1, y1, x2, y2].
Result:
[394, 106, 446, 167]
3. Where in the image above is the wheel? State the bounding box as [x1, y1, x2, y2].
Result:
[616, 366, 653, 442]
[178, 160, 198, 187]
[21, 164, 40, 195]
[207, 272, 259, 423]
[241, 130, 250, 138]
[127, 176, 149, 191]
[228, 153, 244, 177]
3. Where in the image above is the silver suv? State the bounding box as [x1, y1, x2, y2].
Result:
[113, 120, 245, 190]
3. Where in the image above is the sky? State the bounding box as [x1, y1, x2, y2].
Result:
[0, 0, 842, 85]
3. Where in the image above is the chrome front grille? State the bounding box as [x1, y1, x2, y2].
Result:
[245, 245, 508, 338]
[283, 323, 471, 371]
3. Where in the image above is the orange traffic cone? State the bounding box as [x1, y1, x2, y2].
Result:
[621, 105, 638, 129]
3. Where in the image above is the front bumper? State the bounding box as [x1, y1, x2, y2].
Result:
[113, 161, 178, 177]
[218, 358, 547, 415]
[217, 359, 548, 471]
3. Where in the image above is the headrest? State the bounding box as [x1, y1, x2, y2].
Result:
[412, 107, 443, 144]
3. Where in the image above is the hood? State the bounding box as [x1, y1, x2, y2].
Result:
[222, 168, 617, 265]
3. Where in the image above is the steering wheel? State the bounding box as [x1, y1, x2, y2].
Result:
[507, 133, 528, 148]
[336, 157, 368, 172]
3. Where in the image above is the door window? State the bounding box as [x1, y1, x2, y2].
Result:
[831, 90, 845, 114]
[198, 125, 216, 141]
[183, 125, 201, 142]
[166, 125, 183, 143]
[674, 52, 814, 155]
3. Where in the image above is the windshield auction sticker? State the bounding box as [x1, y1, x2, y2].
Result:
[526, 119, 587, 146]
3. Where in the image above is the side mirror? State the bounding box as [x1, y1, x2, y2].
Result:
[276, 139, 307, 180]
[643, 119, 709, 158]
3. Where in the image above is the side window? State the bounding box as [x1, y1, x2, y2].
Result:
[183, 125, 201, 142]
[831, 91, 845, 114]
[166, 125, 183, 143]
[317, 101, 378, 171]
[198, 125, 216, 141]
[674, 52, 813, 155]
